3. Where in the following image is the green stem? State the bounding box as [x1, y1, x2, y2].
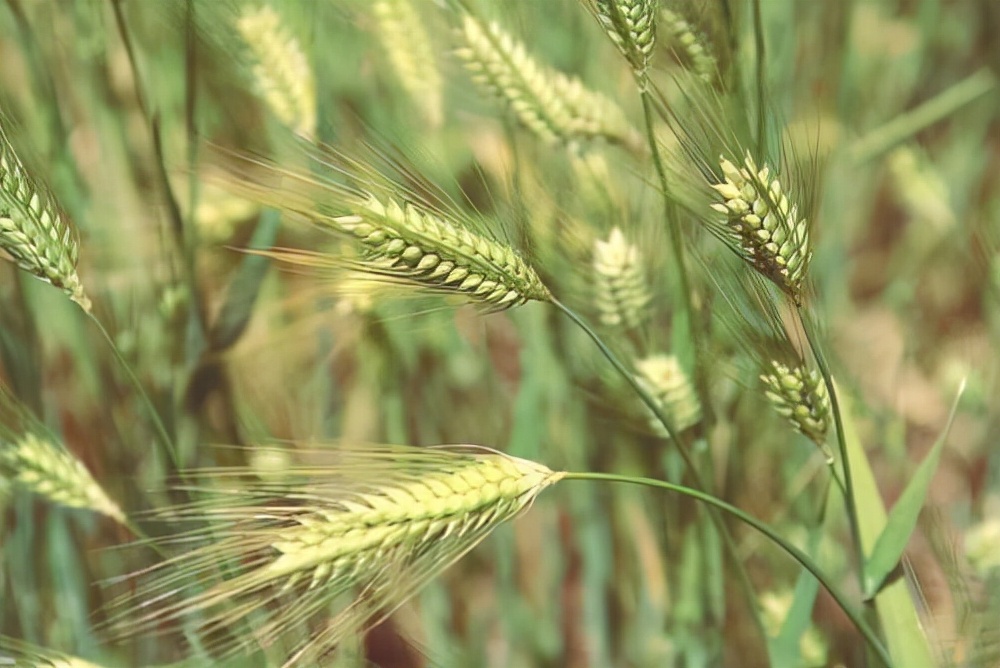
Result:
[562, 470, 892, 666]
[798, 309, 865, 577]
[639, 93, 704, 393]
[86, 312, 178, 470]
[552, 297, 769, 655]
[850, 68, 997, 164]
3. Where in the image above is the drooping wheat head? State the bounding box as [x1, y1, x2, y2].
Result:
[220, 150, 552, 310]
[0, 126, 90, 312]
[710, 152, 812, 304]
[760, 360, 830, 449]
[635, 354, 702, 437]
[236, 5, 316, 138]
[593, 226, 652, 330]
[106, 445, 564, 664]
[0, 433, 126, 524]
[660, 7, 717, 83]
[267, 193, 552, 310]
[455, 14, 639, 151]
[372, 0, 444, 128]
[592, 0, 657, 90]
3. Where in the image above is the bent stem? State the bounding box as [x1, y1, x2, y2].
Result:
[562, 470, 892, 666]
[797, 308, 865, 578]
[552, 297, 770, 655]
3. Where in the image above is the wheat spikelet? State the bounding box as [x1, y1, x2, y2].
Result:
[661, 8, 716, 82]
[760, 360, 830, 448]
[236, 5, 316, 138]
[593, 227, 651, 330]
[0, 433, 126, 524]
[106, 445, 563, 664]
[710, 152, 812, 304]
[269, 193, 551, 310]
[0, 127, 90, 312]
[455, 14, 638, 150]
[372, 0, 444, 128]
[635, 354, 701, 436]
[593, 0, 657, 89]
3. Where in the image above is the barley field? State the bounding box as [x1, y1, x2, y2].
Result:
[0, 1, 998, 666]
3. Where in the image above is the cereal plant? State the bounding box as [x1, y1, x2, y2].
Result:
[1, 1, 997, 666]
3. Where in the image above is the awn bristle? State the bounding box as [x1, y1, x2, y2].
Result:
[0, 433, 126, 524]
[661, 8, 716, 83]
[373, 0, 444, 128]
[710, 153, 812, 304]
[0, 127, 90, 312]
[455, 15, 639, 150]
[760, 360, 830, 448]
[593, 0, 657, 89]
[635, 354, 702, 436]
[236, 5, 316, 138]
[325, 195, 551, 309]
[109, 447, 563, 664]
[593, 227, 652, 330]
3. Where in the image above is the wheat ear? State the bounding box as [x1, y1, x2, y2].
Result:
[760, 360, 831, 449]
[661, 8, 716, 83]
[372, 0, 444, 128]
[635, 354, 702, 436]
[593, 226, 652, 330]
[107, 445, 563, 663]
[0, 126, 90, 312]
[268, 193, 552, 310]
[236, 5, 316, 138]
[0, 433, 126, 524]
[593, 0, 657, 89]
[710, 152, 812, 304]
[455, 14, 639, 150]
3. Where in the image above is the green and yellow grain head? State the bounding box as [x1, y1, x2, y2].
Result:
[590, 0, 658, 90]
[371, 0, 444, 128]
[235, 4, 316, 138]
[593, 226, 653, 331]
[0, 123, 90, 312]
[213, 145, 552, 311]
[660, 7, 717, 83]
[634, 353, 702, 437]
[454, 10, 639, 151]
[760, 359, 831, 450]
[710, 151, 813, 305]
[0, 387, 125, 524]
[106, 444, 564, 664]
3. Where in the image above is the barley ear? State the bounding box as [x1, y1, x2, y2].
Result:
[635, 354, 702, 436]
[661, 8, 717, 83]
[106, 446, 563, 663]
[710, 152, 812, 304]
[0, 127, 90, 312]
[592, 0, 657, 90]
[236, 5, 316, 138]
[372, 0, 444, 128]
[760, 360, 831, 451]
[306, 194, 551, 310]
[593, 226, 652, 330]
[0, 433, 126, 524]
[455, 14, 639, 150]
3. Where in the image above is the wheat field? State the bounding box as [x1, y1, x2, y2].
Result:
[0, 1, 998, 666]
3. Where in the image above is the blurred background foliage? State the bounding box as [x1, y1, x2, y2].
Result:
[0, 0, 998, 666]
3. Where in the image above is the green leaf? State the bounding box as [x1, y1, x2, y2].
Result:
[862, 379, 965, 599]
[839, 382, 939, 668]
[207, 208, 280, 352]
